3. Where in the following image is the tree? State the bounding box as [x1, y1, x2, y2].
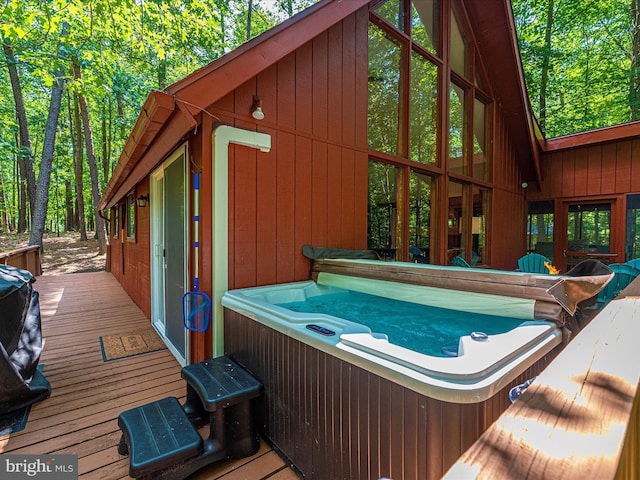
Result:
[630, 0, 640, 118]
[29, 22, 69, 248]
[513, 0, 635, 137]
[70, 92, 87, 240]
[3, 41, 36, 231]
[0, 0, 317, 248]
[73, 57, 106, 254]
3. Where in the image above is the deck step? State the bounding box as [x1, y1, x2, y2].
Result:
[181, 356, 262, 412]
[117, 396, 202, 478]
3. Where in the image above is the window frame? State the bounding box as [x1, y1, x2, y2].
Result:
[368, 0, 493, 265]
[126, 191, 136, 242]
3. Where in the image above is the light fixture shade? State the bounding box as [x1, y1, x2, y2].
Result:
[251, 107, 264, 120]
[251, 95, 264, 120]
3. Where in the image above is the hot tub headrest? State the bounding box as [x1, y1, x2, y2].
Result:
[546, 259, 614, 316]
[302, 244, 380, 260]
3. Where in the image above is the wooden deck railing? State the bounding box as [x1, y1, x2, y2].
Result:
[443, 276, 640, 479]
[0, 245, 42, 276]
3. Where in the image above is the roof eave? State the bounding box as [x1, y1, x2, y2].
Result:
[541, 120, 640, 152]
[166, 0, 371, 110]
[99, 90, 175, 211]
[466, 0, 543, 186]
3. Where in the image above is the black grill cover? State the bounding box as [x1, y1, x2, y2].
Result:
[0, 265, 50, 413]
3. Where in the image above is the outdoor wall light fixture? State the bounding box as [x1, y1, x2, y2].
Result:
[136, 194, 149, 208]
[251, 95, 264, 120]
[521, 182, 529, 189]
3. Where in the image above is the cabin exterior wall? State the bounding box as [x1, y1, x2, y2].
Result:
[109, 177, 152, 319]
[488, 110, 529, 270]
[528, 138, 640, 263]
[197, 9, 370, 296]
[106, 3, 533, 359]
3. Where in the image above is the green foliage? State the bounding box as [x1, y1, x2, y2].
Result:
[512, 0, 635, 138]
[0, 0, 317, 234]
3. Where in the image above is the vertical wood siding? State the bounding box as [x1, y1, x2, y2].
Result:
[109, 177, 151, 319]
[530, 139, 640, 200]
[225, 309, 559, 480]
[207, 11, 370, 291]
[488, 106, 529, 269]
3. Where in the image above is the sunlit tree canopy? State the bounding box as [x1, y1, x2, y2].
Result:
[512, 0, 639, 138]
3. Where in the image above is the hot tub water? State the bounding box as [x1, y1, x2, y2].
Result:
[277, 290, 525, 357]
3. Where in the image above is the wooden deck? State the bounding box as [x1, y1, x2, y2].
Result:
[0, 272, 298, 480]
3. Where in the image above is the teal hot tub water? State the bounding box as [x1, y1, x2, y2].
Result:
[277, 290, 525, 358]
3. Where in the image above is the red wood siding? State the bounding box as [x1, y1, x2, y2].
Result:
[208, 10, 370, 291]
[531, 139, 640, 200]
[487, 102, 529, 270]
[109, 177, 151, 319]
[107, 4, 537, 354]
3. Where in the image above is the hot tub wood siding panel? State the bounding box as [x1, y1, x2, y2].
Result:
[225, 309, 558, 480]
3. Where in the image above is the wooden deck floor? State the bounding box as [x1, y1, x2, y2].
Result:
[0, 272, 298, 480]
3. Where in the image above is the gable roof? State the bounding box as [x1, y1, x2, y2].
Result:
[99, 0, 370, 211]
[99, 0, 540, 211]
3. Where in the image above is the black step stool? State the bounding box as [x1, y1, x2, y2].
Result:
[117, 356, 262, 480]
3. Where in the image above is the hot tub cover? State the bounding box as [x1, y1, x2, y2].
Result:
[0, 265, 51, 413]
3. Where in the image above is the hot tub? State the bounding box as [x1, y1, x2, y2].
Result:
[221, 259, 611, 479]
[222, 275, 561, 403]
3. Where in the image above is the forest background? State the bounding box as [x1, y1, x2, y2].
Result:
[1, 0, 639, 257]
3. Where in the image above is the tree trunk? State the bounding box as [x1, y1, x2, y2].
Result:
[0, 167, 9, 232]
[4, 41, 37, 230]
[630, 0, 640, 120]
[73, 59, 106, 255]
[14, 131, 27, 232]
[539, 0, 555, 131]
[65, 180, 74, 231]
[72, 93, 88, 240]
[29, 22, 69, 248]
[101, 103, 109, 182]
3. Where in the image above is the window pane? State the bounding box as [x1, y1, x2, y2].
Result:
[447, 180, 465, 262]
[113, 206, 119, 239]
[567, 204, 611, 252]
[374, 0, 404, 31]
[411, 0, 439, 55]
[527, 201, 554, 260]
[626, 194, 640, 261]
[450, 7, 468, 77]
[449, 82, 465, 174]
[127, 194, 136, 240]
[409, 171, 433, 263]
[473, 98, 487, 180]
[472, 186, 489, 265]
[369, 24, 401, 156]
[368, 161, 398, 260]
[410, 51, 438, 164]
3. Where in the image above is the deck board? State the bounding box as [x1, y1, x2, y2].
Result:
[0, 272, 294, 479]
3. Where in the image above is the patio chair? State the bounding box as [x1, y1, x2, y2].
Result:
[517, 253, 553, 274]
[625, 258, 640, 270]
[451, 255, 470, 267]
[597, 263, 640, 305]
